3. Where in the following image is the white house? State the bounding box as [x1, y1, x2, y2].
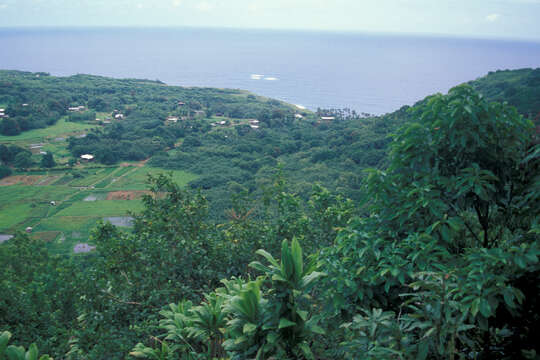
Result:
[80, 154, 94, 161]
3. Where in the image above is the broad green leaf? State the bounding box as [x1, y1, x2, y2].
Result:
[278, 318, 296, 329]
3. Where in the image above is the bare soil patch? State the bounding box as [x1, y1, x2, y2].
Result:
[31, 231, 61, 243]
[106, 190, 151, 200]
[0, 175, 43, 186]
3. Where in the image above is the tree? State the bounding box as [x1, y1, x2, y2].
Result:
[365, 84, 535, 249]
[322, 85, 539, 359]
[0, 164, 12, 179]
[40, 152, 56, 168]
[0, 118, 21, 136]
[13, 151, 33, 168]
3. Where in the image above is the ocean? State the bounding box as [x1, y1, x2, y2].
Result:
[1, 27, 539, 114]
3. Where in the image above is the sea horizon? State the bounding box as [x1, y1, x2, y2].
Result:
[1, 26, 539, 114]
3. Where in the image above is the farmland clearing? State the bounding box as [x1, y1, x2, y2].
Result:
[1, 121, 197, 254]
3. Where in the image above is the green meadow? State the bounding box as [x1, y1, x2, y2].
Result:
[0, 165, 197, 254]
[0, 118, 98, 143]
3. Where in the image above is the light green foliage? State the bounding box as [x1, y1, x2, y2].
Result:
[132, 239, 325, 360]
[0, 332, 52, 360]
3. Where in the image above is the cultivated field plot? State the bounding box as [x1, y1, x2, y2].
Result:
[0, 165, 197, 255]
[107, 167, 198, 190]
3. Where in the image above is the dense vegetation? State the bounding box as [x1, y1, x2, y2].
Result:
[0, 69, 539, 359]
[469, 68, 540, 122]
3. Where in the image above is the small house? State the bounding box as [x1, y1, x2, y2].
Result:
[114, 113, 124, 119]
[249, 119, 260, 124]
[218, 121, 226, 125]
[50, 201, 56, 206]
[295, 114, 303, 119]
[80, 154, 94, 161]
[166, 116, 179, 123]
[25, 227, 33, 233]
[177, 101, 185, 106]
[320, 116, 335, 121]
[250, 125, 260, 129]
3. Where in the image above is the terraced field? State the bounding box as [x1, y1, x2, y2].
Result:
[0, 165, 197, 255]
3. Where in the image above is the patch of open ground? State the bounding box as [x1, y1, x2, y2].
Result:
[0, 175, 44, 186]
[103, 216, 134, 227]
[106, 190, 151, 200]
[73, 243, 96, 253]
[31, 231, 61, 243]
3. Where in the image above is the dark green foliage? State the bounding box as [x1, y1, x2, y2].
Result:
[0, 145, 28, 165]
[40, 152, 56, 168]
[1, 70, 539, 360]
[13, 151, 33, 168]
[320, 85, 539, 359]
[470, 68, 540, 122]
[0, 164, 11, 179]
[0, 118, 21, 135]
[0, 235, 79, 357]
[67, 110, 96, 122]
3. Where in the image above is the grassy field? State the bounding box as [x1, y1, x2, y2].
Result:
[0, 112, 197, 255]
[108, 167, 198, 190]
[54, 200, 144, 217]
[0, 165, 197, 255]
[0, 118, 98, 143]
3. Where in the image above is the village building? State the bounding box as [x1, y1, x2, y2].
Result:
[218, 120, 226, 125]
[248, 119, 260, 124]
[295, 114, 304, 119]
[250, 124, 260, 129]
[114, 113, 124, 119]
[166, 116, 179, 123]
[25, 227, 33, 233]
[68, 105, 86, 112]
[80, 154, 94, 161]
[321, 116, 335, 121]
[177, 101, 185, 106]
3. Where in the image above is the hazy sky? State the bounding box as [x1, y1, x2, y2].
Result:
[0, 0, 539, 40]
